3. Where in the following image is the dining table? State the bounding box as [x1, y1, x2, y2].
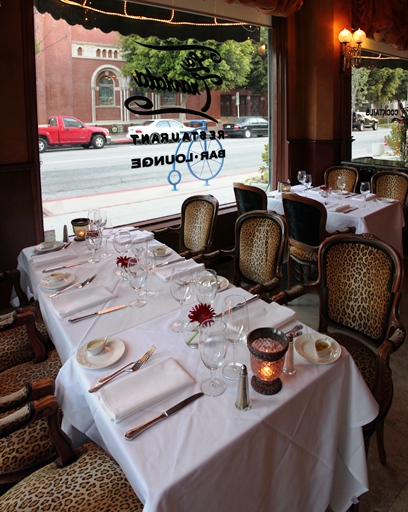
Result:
[268, 184, 405, 257]
[15, 230, 379, 512]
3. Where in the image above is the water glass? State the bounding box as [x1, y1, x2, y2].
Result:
[199, 319, 228, 397]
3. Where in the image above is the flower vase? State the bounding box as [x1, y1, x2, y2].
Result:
[183, 320, 200, 349]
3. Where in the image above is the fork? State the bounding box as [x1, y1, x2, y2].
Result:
[88, 345, 156, 393]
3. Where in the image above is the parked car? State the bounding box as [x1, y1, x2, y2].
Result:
[38, 116, 111, 153]
[126, 119, 192, 143]
[352, 112, 379, 131]
[222, 117, 268, 138]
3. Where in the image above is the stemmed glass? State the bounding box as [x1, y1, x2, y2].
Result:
[196, 269, 217, 305]
[337, 175, 347, 195]
[126, 258, 147, 308]
[304, 174, 313, 195]
[199, 318, 228, 397]
[85, 230, 102, 264]
[136, 244, 157, 297]
[113, 230, 132, 278]
[360, 181, 371, 207]
[222, 294, 249, 381]
[170, 268, 194, 332]
[100, 219, 113, 259]
[297, 170, 306, 191]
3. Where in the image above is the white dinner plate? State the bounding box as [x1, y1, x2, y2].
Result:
[76, 337, 126, 370]
[294, 333, 341, 365]
[217, 276, 229, 292]
[40, 273, 75, 290]
[148, 246, 172, 258]
[35, 241, 65, 253]
[378, 197, 396, 203]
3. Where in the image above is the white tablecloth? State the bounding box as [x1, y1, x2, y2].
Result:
[17, 237, 379, 512]
[268, 185, 405, 256]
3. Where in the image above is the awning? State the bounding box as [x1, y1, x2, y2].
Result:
[34, 0, 261, 41]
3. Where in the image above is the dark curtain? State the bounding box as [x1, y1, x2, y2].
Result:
[223, 0, 303, 17]
[353, 0, 408, 51]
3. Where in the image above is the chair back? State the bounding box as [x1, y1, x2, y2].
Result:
[180, 195, 219, 253]
[324, 165, 359, 193]
[282, 193, 329, 251]
[235, 210, 286, 286]
[233, 182, 267, 216]
[371, 170, 408, 205]
[318, 234, 404, 345]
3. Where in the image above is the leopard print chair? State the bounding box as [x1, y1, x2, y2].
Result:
[0, 269, 52, 372]
[154, 195, 219, 261]
[324, 165, 359, 193]
[282, 192, 355, 288]
[233, 182, 267, 216]
[204, 210, 286, 301]
[0, 395, 144, 511]
[371, 170, 408, 206]
[0, 379, 56, 494]
[273, 233, 406, 464]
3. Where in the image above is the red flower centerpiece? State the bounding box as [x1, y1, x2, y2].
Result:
[184, 303, 216, 348]
[116, 255, 132, 268]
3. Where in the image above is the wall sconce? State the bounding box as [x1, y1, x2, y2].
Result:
[338, 28, 366, 70]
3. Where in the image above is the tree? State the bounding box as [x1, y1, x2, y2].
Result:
[352, 67, 370, 110]
[366, 68, 404, 105]
[245, 27, 268, 94]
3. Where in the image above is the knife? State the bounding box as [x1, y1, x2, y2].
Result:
[156, 257, 185, 268]
[68, 304, 127, 323]
[125, 392, 204, 440]
[42, 260, 88, 273]
[215, 294, 260, 318]
[48, 274, 96, 298]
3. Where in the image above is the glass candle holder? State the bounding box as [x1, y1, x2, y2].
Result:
[247, 327, 288, 395]
[71, 218, 90, 241]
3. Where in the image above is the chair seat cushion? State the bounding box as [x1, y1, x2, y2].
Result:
[0, 324, 36, 373]
[0, 442, 144, 511]
[327, 332, 393, 420]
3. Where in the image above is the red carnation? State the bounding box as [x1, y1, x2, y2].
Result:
[116, 256, 132, 268]
[188, 303, 216, 326]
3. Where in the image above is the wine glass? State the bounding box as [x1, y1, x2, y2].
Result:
[85, 230, 102, 264]
[199, 318, 228, 397]
[170, 268, 194, 332]
[196, 269, 217, 305]
[337, 175, 347, 195]
[88, 209, 101, 230]
[126, 258, 147, 308]
[304, 174, 312, 195]
[136, 244, 157, 298]
[100, 219, 113, 259]
[360, 181, 371, 207]
[222, 294, 249, 381]
[113, 230, 132, 278]
[297, 170, 306, 191]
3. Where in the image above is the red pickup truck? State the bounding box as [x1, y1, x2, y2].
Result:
[38, 116, 111, 153]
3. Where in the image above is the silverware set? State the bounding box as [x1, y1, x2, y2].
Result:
[88, 345, 156, 393]
[48, 274, 96, 298]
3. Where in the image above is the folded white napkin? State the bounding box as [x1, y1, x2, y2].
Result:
[31, 248, 78, 268]
[99, 358, 195, 422]
[130, 230, 154, 243]
[326, 203, 350, 212]
[249, 302, 296, 331]
[354, 193, 377, 202]
[154, 259, 203, 281]
[52, 285, 115, 318]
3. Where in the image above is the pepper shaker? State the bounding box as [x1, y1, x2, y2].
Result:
[63, 224, 69, 243]
[235, 364, 251, 411]
[283, 335, 296, 375]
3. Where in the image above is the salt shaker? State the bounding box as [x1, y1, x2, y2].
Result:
[283, 336, 296, 375]
[63, 224, 69, 243]
[235, 364, 251, 411]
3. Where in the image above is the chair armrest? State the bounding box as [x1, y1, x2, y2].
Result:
[272, 285, 306, 305]
[0, 378, 55, 413]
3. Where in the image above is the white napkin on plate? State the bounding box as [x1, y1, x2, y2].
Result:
[154, 259, 203, 281]
[354, 193, 377, 201]
[99, 358, 195, 422]
[326, 203, 350, 212]
[51, 285, 115, 318]
[130, 230, 154, 243]
[249, 302, 296, 331]
[31, 247, 78, 268]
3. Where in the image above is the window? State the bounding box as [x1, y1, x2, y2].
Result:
[98, 75, 114, 106]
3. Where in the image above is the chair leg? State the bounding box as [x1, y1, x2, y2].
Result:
[287, 257, 292, 289]
[376, 420, 387, 465]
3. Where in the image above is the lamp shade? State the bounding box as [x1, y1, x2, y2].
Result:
[352, 28, 366, 44]
[338, 29, 352, 43]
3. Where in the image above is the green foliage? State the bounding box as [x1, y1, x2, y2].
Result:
[352, 67, 370, 110]
[366, 68, 405, 104]
[384, 122, 408, 161]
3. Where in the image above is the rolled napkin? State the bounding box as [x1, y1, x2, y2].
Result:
[354, 193, 377, 201]
[52, 285, 115, 318]
[154, 259, 203, 281]
[326, 203, 351, 212]
[31, 247, 78, 268]
[249, 302, 297, 332]
[99, 358, 195, 422]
